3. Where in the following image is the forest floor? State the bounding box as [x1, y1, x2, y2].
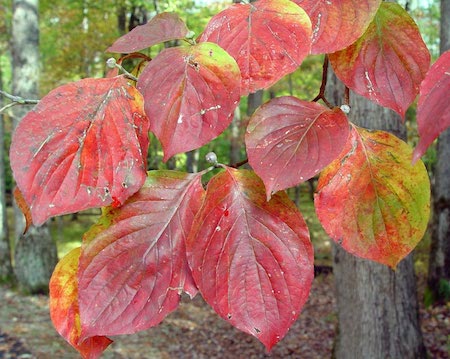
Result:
[0, 273, 449, 359]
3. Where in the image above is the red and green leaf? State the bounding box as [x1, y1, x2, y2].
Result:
[329, 2, 430, 117]
[199, 0, 312, 95]
[10, 76, 150, 225]
[245, 97, 349, 199]
[49, 248, 112, 359]
[107, 12, 190, 53]
[315, 126, 430, 269]
[187, 167, 314, 351]
[78, 171, 204, 339]
[413, 50, 450, 162]
[137, 42, 240, 161]
[294, 0, 381, 54]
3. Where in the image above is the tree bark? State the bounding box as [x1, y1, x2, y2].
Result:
[0, 64, 13, 283]
[229, 107, 242, 166]
[246, 90, 263, 117]
[427, 0, 450, 304]
[186, 150, 199, 173]
[326, 68, 426, 358]
[12, 0, 58, 294]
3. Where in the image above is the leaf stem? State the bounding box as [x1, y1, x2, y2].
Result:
[117, 63, 139, 82]
[312, 55, 333, 109]
[344, 86, 350, 105]
[107, 58, 139, 82]
[229, 158, 248, 168]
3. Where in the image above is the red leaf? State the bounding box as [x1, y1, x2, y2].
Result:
[199, 0, 312, 95]
[78, 171, 204, 338]
[10, 76, 150, 225]
[49, 248, 112, 359]
[413, 50, 450, 162]
[315, 126, 430, 269]
[245, 97, 349, 199]
[329, 2, 430, 117]
[187, 167, 314, 351]
[294, 0, 381, 54]
[137, 42, 240, 160]
[107, 12, 190, 53]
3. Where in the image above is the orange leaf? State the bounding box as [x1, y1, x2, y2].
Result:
[13, 187, 33, 234]
[315, 126, 430, 268]
[49, 248, 112, 358]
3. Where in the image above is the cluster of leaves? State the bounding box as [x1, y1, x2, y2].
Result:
[9, 0, 450, 357]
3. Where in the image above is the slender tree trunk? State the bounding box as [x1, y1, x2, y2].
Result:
[12, 0, 58, 294]
[326, 68, 426, 358]
[427, 0, 450, 303]
[117, 3, 127, 34]
[186, 150, 199, 173]
[0, 65, 13, 283]
[246, 90, 263, 117]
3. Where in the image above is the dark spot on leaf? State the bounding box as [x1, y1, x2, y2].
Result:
[188, 58, 200, 72]
[254, 327, 261, 334]
[224, 209, 229, 217]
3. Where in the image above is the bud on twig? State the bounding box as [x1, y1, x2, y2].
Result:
[205, 152, 218, 166]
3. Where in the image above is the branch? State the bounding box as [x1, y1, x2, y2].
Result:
[0, 90, 39, 113]
[344, 86, 350, 106]
[106, 58, 139, 82]
[312, 55, 333, 109]
[229, 158, 248, 168]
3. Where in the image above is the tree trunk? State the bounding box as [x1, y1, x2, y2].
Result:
[229, 107, 242, 166]
[326, 68, 426, 358]
[12, 0, 58, 294]
[186, 150, 199, 173]
[246, 90, 263, 117]
[427, 0, 450, 304]
[0, 64, 13, 283]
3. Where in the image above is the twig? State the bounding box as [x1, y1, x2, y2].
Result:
[106, 58, 139, 82]
[229, 158, 248, 168]
[0, 90, 39, 113]
[312, 55, 333, 109]
[344, 86, 350, 106]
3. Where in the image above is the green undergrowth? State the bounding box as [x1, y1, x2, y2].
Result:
[49, 210, 100, 259]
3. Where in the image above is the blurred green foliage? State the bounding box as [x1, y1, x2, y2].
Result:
[0, 0, 443, 266]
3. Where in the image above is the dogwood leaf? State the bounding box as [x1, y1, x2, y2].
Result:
[187, 167, 314, 351]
